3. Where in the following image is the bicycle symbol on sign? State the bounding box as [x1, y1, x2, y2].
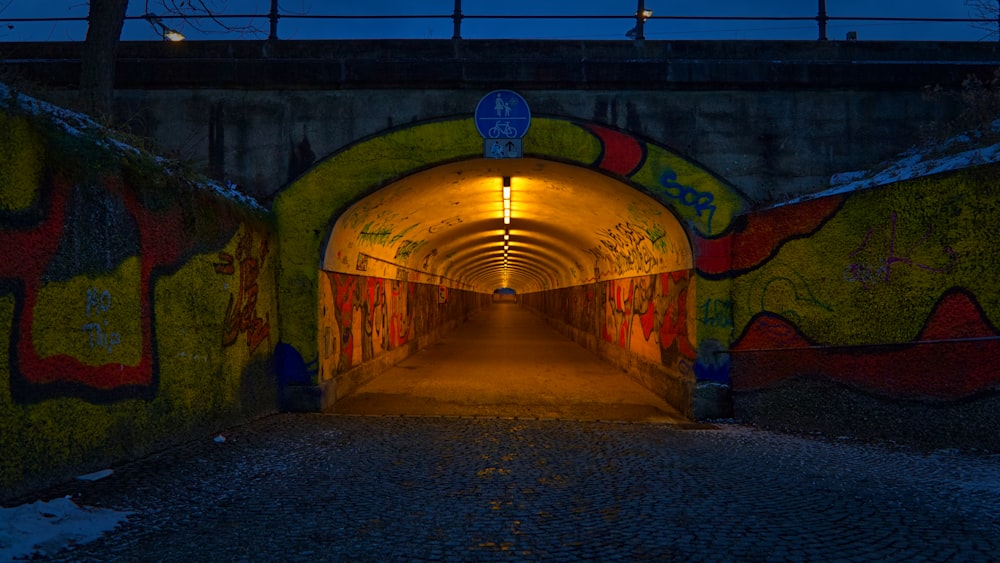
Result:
[488, 121, 518, 138]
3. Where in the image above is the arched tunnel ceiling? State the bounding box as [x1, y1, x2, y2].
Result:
[323, 158, 692, 293]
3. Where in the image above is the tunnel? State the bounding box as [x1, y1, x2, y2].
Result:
[274, 117, 744, 420]
[316, 157, 695, 420]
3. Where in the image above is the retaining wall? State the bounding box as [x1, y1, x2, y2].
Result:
[0, 102, 279, 500]
[729, 164, 1000, 450]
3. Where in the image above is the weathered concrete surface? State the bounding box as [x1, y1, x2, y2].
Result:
[334, 302, 686, 422]
[3, 40, 993, 203]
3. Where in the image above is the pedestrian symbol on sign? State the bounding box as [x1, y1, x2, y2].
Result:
[475, 90, 531, 140]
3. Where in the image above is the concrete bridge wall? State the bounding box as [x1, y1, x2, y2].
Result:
[5, 40, 999, 204]
[520, 160, 1000, 448]
[0, 101, 280, 500]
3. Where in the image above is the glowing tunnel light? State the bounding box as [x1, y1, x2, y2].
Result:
[501, 175, 512, 228]
[501, 177, 511, 282]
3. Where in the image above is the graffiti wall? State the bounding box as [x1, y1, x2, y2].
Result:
[522, 270, 698, 415]
[0, 108, 279, 498]
[729, 165, 1000, 449]
[317, 271, 489, 399]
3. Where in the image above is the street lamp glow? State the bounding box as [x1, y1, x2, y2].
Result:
[144, 13, 185, 41]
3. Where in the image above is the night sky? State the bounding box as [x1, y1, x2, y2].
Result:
[0, 0, 991, 42]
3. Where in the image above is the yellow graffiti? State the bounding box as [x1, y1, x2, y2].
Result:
[523, 119, 601, 164]
[0, 113, 44, 211]
[632, 146, 744, 237]
[31, 257, 143, 367]
[732, 168, 1000, 346]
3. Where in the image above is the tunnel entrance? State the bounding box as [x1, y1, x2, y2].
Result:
[274, 116, 745, 418]
[317, 158, 695, 420]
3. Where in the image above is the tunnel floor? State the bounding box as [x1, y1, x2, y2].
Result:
[332, 302, 688, 423]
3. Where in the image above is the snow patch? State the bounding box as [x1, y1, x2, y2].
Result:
[776, 130, 1000, 208]
[76, 469, 114, 482]
[0, 82, 265, 212]
[0, 497, 129, 560]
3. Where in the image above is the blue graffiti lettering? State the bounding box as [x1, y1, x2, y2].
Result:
[658, 169, 717, 234]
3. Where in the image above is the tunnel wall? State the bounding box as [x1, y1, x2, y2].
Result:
[0, 105, 280, 500]
[310, 271, 489, 409]
[522, 270, 697, 418]
[728, 164, 1000, 450]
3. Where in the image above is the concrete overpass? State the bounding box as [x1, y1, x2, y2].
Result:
[6, 39, 1000, 204]
[3, 40, 999, 499]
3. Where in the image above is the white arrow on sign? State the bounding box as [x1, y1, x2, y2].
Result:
[484, 138, 522, 159]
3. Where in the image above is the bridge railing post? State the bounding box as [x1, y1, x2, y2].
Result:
[452, 0, 463, 40]
[817, 0, 828, 40]
[268, 0, 279, 41]
[634, 0, 647, 41]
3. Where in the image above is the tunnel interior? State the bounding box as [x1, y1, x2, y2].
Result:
[322, 158, 692, 292]
[316, 157, 697, 417]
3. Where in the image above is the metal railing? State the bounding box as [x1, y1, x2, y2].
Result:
[1, 0, 998, 42]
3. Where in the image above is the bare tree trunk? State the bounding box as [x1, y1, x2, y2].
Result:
[80, 0, 129, 119]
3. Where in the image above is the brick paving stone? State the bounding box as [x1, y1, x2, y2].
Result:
[8, 413, 997, 562]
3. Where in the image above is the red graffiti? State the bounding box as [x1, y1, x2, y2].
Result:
[585, 124, 645, 176]
[1, 176, 241, 400]
[388, 281, 412, 348]
[658, 273, 696, 360]
[331, 273, 358, 370]
[217, 230, 271, 354]
[730, 289, 1000, 400]
[325, 273, 417, 374]
[601, 273, 696, 361]
[695, 196, 844, 276]
[213, 253, 235, 275]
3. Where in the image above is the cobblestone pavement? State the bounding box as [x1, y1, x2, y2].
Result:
[28, 413, 1000, 562]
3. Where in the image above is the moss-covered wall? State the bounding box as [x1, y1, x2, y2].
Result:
[0, 107, 279, 500]
[729, 165, 1000, 449]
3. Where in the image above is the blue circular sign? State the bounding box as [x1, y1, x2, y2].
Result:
[475, 90, 531, 139]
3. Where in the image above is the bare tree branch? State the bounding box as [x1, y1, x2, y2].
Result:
[143, 0, 264, 36]
[965, 0, 1000, 38]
